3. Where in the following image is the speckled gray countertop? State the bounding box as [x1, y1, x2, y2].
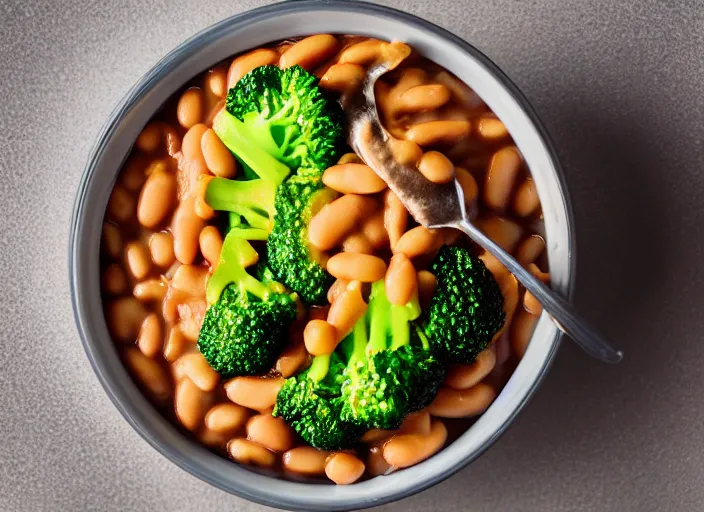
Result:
[1, 0, 703, 510]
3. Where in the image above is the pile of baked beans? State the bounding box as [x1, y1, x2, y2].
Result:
[101, 35, 549, 484]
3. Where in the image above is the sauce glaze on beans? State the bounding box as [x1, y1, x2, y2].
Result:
[101, 34, 550, 484]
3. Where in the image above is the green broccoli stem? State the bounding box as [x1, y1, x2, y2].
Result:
[307, 354, 331, 383]
[206, 231, 270, 304]
[212, 110, 291, 185]
[206, 177, 276, 231]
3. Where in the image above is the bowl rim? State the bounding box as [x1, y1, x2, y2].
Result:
[69, 1, 577, 510]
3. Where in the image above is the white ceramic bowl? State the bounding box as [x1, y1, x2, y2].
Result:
[69, 1, 576, 510]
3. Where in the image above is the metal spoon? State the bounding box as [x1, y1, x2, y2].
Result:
[341, 43, 623, 364]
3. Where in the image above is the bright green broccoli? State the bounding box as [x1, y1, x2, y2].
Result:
[340, 281, 445, 430]
[419, 245, 505, 364]
[207, 109, 292, 236]
[226, 65, 344, 174]
[273, 352, 364, 451]
[266, 175, 338, 305]
[197, 230, 298, 377]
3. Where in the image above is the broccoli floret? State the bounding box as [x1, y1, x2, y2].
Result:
[273, 352, 363, 451]
[226, 65, 344, 174]
[197, 230, 298, 377]
[266, 175, 338, 305]
[340, 282, 445, 430]
[420, 245, 505, 364]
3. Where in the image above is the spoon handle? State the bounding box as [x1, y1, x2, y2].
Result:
[454, 217, 623, 364]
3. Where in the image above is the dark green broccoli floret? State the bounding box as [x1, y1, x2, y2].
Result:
[266, 175, 338, 305]
[420, 245, 505, 364]
[226, 65, 344, 174]
[340, 282, 445, 430]
[197, 231, 298, 377]
[273, 352, 363, 451]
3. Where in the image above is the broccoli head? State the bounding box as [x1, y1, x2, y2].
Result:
[340, 282, 445, 430]
[197, 231, 298, 377]
[273, 352, 363, 451]
[420, 245, 505, 364]
[266, 175, 338, 305]
[226, 65, 344, 174]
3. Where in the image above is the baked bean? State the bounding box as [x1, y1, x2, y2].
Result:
[201, 128, 237, 178]
[136, 313, 162, 358]
[445, 346, 496, 390]
[121, 157, 148, 192]
[383, 190, 408, 250]
[476, 114, 509, 141]
[275, 341, 309, 378]
[102, 264, 127, 295]
[172, 197, 205, 265]
[342, 232, 374, 254]
[198, 225, 223, 267]
[397, 84, 450, 114]
[477, 216, 523, 253]
[193, 174, 216, 221]
[361, 429, 395, 444]
[171, 264, 208, 298]
[494, 272, 519, 340]
[406, 121, 471, 146]
[385, 253, 417, 306]
[516, 234, 545, 266]
[527, 262, 551, 283]
[102, 223, 122, 259]
[107, 185, 135, 222]
[163, 326, 189, 363]
[455, 167, 479, 207]
[125, 241, 151, 280]
[175, 377, 213, 431]
[136, 122, 162, 153]
[337, 152, 362, 165]
[483, 146, 522, 212]
[327, 281, 367, 341]
[325, 453, 365, 485]
[513, 178, 540, 217]
[361, 212, 389, 249]
[174, 352, 220, 392]
[198, 427, 231, 448]
[418, 151, 455, 184]
[149, 232, 175, 268]
[395, 226, 444, 259]
[228, 438, 276, 468]
[367, 446, 393, 477]
[205, 403, 249, 435]
[205, 68, 227, 99]
[323, 163, 387, 194]
[225, 377, 284, 411]
[280, 34, 339, 70]
[308, 194, 378, 251]
[327, 278, 350, 304]
[122, 347, 171, 402]
[417, 270, 437, 308]
[510, 308, 540, 358]
[162, 123, 182, 156]
[304, 319, 338, 356]
[398, 411, 431, 436]
[177, 88, 204, 129]
[387, 138, 423, 166]
[227, 49, 279, 88]
[177, 298, 207, 342]
[181, 124, 208, 172]
[327, 253, 387, 283]
[137, 164, 177, 228]
[283, 447, 329, 476]
[523, 290, 543, 316]
[434, 70, 485, 112]
[339, 39, 383, 65]
[320, 63, 365, 92]
[427, 383, 496, 418]
[247, 413, 295, 452]
[382, 419, 447, 468]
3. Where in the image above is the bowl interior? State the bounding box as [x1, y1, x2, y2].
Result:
[70, 2, 575, 510]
